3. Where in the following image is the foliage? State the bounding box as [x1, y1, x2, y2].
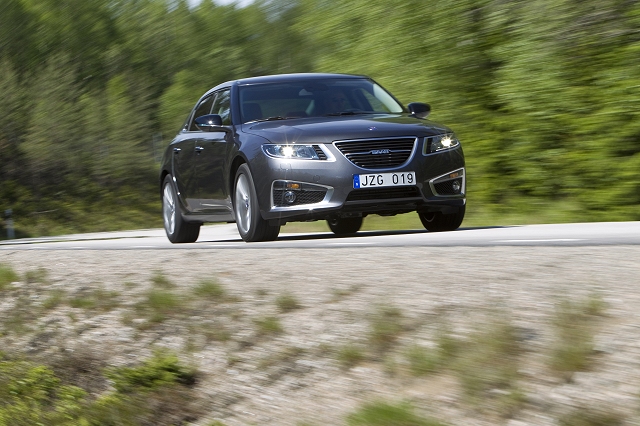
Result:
[254, 316, 283, 336]
[549, 295, 605, 378]
[193, 279, 226, 301]
[336, 344, 365, 369]
[368, 305, 404, 353]
[1, 0, 639, 237]
[275, 293, 301, 312]
[0, 264, 18, 291]
[347, 400, 446, 426]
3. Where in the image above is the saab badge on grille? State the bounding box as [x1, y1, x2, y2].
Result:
[371, 149, 390, 155]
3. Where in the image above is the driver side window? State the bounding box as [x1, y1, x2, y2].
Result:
[189, 95, 214, 131]
[212, 89, 231, 125]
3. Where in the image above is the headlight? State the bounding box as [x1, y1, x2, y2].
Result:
[262, 144, 321, 159]
[428, 134, 460, 153]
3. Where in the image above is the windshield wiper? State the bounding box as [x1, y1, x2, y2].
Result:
[252, 116, 288, 123]
[324, 111, 371, 116]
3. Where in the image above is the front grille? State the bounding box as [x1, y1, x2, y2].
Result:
[334, 138, 416, 169]
[433, 178, 463, 196]
[273, 189, 326, 207]
[346, 186, 420, 202]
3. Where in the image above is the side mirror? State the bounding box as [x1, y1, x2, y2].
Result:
[407, 102, 431, 119]
[194, 114, 227, 132]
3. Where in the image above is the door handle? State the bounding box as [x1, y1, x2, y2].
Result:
[195, 146, 204, 153]
[173, 147, 181, 154]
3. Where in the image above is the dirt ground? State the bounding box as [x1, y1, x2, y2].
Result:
[1, 246, 640, 425]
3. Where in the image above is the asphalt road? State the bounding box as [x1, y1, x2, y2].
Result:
[1, 221, 639, 250]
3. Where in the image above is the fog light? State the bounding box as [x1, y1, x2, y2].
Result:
[452, 180, 461, 193]
[284, 190, 296, 204]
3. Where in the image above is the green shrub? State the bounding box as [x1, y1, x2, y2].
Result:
[106, 350, 196, 394]
[337, 344, 365, 369]
[276, 293, 301, 313]
[43, 289, 66, 309]
[193, 279, 226, 301]
[151, 271, 175, 289]
[550, 297, 604, 377]
[0, 264, 18, 290]
[347, 401, 445, 426]
[137, 289, 183, 324]
[405, 345, 439, 376]
[369, 305, 404, 353]
[453, 319, 522, 407]
[558, 406, 625, 426]
[24, 267, 48, 284]
[254, 316, 283, 336]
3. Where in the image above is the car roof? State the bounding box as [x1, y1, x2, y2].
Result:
[207, 73, 369, 94]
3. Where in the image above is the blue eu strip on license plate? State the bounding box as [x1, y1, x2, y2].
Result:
[353, 174, 361, 188]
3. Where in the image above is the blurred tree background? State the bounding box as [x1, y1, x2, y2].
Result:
[0, 0, 638, 237]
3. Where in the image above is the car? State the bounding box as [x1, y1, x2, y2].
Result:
[160, 73, 465, 243]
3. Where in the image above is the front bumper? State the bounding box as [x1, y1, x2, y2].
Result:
[249, 137, 465, 223]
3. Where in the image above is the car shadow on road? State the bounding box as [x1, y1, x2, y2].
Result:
[205, 225, 510, 243]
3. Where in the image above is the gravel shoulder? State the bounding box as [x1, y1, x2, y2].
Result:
[1, 246, 639, 425]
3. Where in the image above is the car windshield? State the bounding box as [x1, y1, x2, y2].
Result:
[238, 78, 404, 123]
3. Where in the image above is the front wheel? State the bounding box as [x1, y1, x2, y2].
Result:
[418, 205, 465, 232]
[327, 216, 363, 235]
[234, 164, 280, 242]
[162, 175, 200, 243]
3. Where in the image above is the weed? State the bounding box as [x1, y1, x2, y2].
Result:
[193, 279, 226, 301]
[69, 287, 120, 312]
[42, 289, 65, 309]
[550, 297, 603, 377]
[405, 345, 439, 376]
[136, 289, 184, 324]
[151, 271, 175, 289]
[276, 293, 301, 313]
[0, 264, 18, 291]
[24, 267, 48, 284]
[70, 296, 96, 309]
[202, 323, 232, 342]
[369, 305, 404, 353]
[256, 288, 269, 297]
[254, 316, 283, 336]
[558, 406, 625, 426]
[337, 344, 365, 369]
[106, 349, 196, 393]
[3, 296, 33, 335]
[453, 318, 521, 409]
[331, 284, 361, 302]
[347, 400, 445, 426]
[258, 346, 305, 369]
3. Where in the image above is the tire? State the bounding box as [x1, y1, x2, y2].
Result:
[162, 175, 200, 243]
[418, 205, 465, 232]
[234, 164, 280, 242]
[327, 216, 363, 235]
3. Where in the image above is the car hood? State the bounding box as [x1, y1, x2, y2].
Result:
[241, 114, 452, 143]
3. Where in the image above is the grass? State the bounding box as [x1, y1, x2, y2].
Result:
[254, 316, 283, 336]
[69, 288, 120, 311]
[549, 295, 606, 379]
[136, 289, 184, 325]
[452, 318, 523, 414]
[24, 267, 48, 284]
[0, 264, 19, 291]
[405, 345, 439, 376]
[42, 289, 65, 310]
[369, 305, 404, 353]
[336, 344, 366, 369]
[151, 271, 175, 289]
[558, 406, 625, 426]
[257, 346, 305, 370]
[347, 400, 446, 426]
[193, 279, 226, 301]
[276, 293, 301, 313]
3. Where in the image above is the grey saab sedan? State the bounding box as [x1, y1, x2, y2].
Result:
[160, 73, 466, 243]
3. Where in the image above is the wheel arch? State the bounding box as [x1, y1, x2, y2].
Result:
[229, 155, 248, 200]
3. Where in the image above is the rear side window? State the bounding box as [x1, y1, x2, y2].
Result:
[189, 95, 214, 131]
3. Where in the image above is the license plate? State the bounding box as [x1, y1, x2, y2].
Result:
[353, 171, 416, 188]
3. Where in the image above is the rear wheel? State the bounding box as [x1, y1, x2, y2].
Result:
[418, 205, 465, 232]
[234, 164, 280, 242]
[162, 175, 200, 243]
[327, 216, 363, 235]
